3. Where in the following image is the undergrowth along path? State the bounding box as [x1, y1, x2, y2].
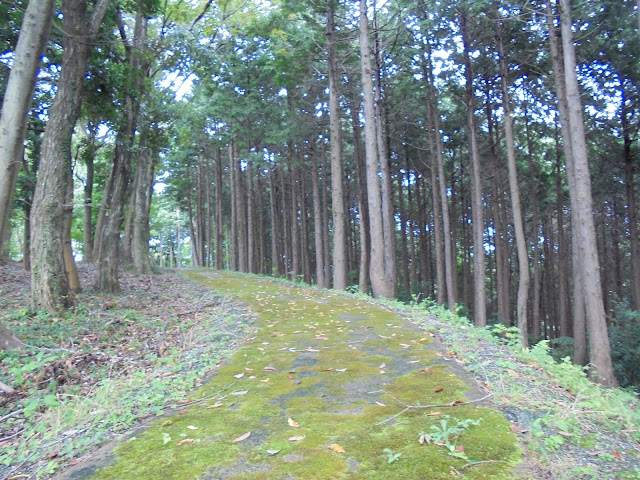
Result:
[89, 271, 521, 479]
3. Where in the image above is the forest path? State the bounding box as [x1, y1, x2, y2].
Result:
[67, 271, 521, 479]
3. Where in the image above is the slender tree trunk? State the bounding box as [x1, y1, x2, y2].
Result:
[215, 147, 224, 270]
[269, 167, 280, 275]
[31, 0, 111, 310]
[63, 166, 81, 292]
[555, 125, 570, 337]
[229, 142, 238, 270]
[398, 162, 410, 296]
[461, 14, 486, 326]
[557, 0, 616, 386]
[360, 0, 391, 299]
[290, 163, 300, 279]
[0, 0, 55, 255]
[495, 7, 529, 346]
[347, 78, 370, 293]
[425, 54, 456, 310]
[82, 126, 97, 262]
[247, 161, 256, 274]
[327, 1, 348, 290]
[321, 146, 331, 288]
[132, 129, 157, 275]
[311, 140, 325, 288]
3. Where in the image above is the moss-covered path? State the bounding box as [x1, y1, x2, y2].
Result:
[82, 271, 521, 479]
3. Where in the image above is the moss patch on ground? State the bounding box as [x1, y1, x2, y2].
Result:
[93, 271, 521, 479]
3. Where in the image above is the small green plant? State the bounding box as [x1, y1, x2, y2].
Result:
[419, 416, 482, 459]
[382, 448, 402, 464]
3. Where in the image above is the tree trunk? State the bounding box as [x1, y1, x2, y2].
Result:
[82, 126, 97, 262]
[321, 144, 331, 288]
[229, 142, 238, 270]
[269, 167, 281, 275]
[94, 9, 145, 292]
[555, 125, 570, 337]
[327, 1, 348, 290]
[461, 13, 486, 326]
[558, 0, 616, 386]
[360, 0, 391, 299]
[132, 129, 157, 275]
[63, 165, 81, 292]
[311, 140, 325, 288]
[215, 147, 224, 270]
[0, 0, 55, 255]
[495, 7, 529, 347]
[31, 0, 111, 310]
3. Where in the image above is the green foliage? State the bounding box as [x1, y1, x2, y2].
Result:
[419, 416, 482, 459]
[382, 448, 402, 464]
[609, 302, 640, 392]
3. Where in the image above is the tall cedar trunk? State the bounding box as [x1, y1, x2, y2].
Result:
[132, 130, 157, 274]
[360, 0, 391, 299]
[558, 0, 616, 386]
[622, 92, 640, 310]
[82, 126, 97, 262]
[187, 168, 199, 265]
[495, 8, 530, 347]
[229, 142, 237, 270]
[31, 0, 110, 310]
[327, 1, 348, 290]
[63, 166, 81, 292]
[269, 167, 280, 275]
[281, 166, 291, 277]
[94, 9, 145, 292]
[425, 51, 456, 310]
[215, 147, 224, 269]
[290, 163, 300, 279]
[462, 15, 487, 327]
[347, 78, 370, 292]
[0, 0, 55, 255]
[555, 125, 570, 337]
[486, 93, 510, 323]
[398, 159, 410, 295]
[311, 140, 326, 288]
[321, 146, 331, 288]
[300, 165, 312, 283]
[373, 9, 397, 297]
[525, 107, 542, 341]
[427, 124, 446, 306]
[237, 155, 248, 273]
[547, 3, 586, 364]
[248, 161, 256, 273]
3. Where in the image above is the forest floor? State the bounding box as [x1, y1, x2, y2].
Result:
[0, 263, 639, 479]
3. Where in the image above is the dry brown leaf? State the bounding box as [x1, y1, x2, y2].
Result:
[260, 378, 270, 383]
[232, 432, 251, 443]
[501, 397, 510, 404]
[427, 411, 442, 416]
[434, 387, 443, 393]
[613, 451, 622, 460]
[263, 366, 277, 371]
[375, 401, 386, 407]
[288, 418, 300, 428]
[207, 402, 223, 409]
[328, 444, 346, 453]
[507, 369, 520, 378]
[178, 438, 194, 445]
[288, 435, 306, 442]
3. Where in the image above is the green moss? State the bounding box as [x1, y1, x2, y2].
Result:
[94, 271, 522, 479]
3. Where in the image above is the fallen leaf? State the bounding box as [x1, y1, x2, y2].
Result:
[207, 402, 223, 409]
[260, 378, 270, 383]
[379, 363, 386, 369]
[375, 401, 387, 407]
[422, 367, 433, 374]
[456, 445, 465, 453]
[434, 387, 443, 393]
[336, 368, 347, 372]
[323, 368, 333, 371]
[315, 336, 329, 340]
[232, 432, 251, 443]
[187, 425, 198, 430]
[263, 366, 277, 371]
[501, 397, 510, 404]
[249, 375, 257, 379]
[613, 451, 622, 460]
[288, 418, 300, 428]
[328, 444, 346, 453]
[510, 424, 526, 433]
[419, 434, 426, 444]
[266, 449, 280, 456]
[178, 438, 194, 445]
[231, 390, 248, 396]
[427, 411, 442, 416]
[68, 455, 91, 466]
[234, 373, 245, 378]
[161, 420, 174, 427]
[306, 347, 320, 352]
[288, 435, 306, 442]
[407, 360, 420, 364]
[507, 369, 520, 378]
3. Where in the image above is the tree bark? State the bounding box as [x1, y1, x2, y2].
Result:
[495, 7, 530, 347]
[0, 0, 55, 255]
[94, 9, 145, 292]
[31, 0, 111, 310]
[327, 1, 348, 290]
[461, 12, 486, 327]
[215, 147, 224, 270]
[360, 0, 392, 299]
[311, 140, 325, 288]
[558, 0, 616, 386]
[132, 129, 157, 275]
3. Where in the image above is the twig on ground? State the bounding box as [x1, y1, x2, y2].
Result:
[460, 459, 507, 470]
[369, 390, 491, 426]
